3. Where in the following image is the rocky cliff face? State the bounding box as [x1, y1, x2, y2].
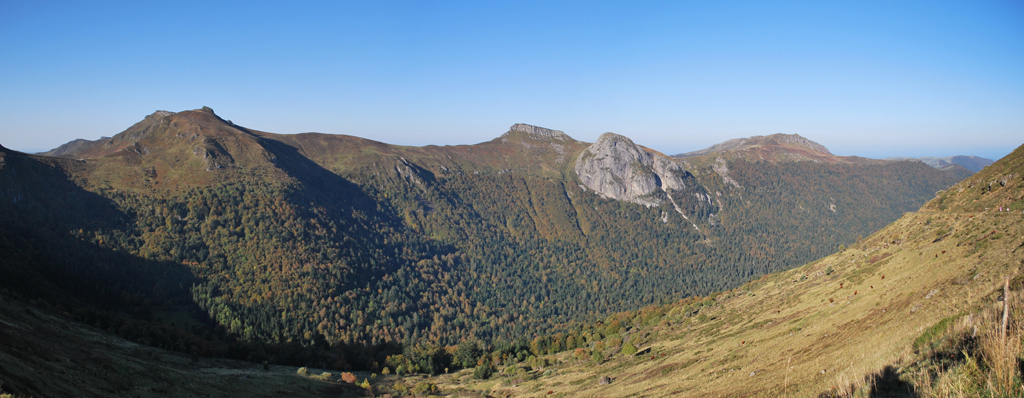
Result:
[574, 133, 688, 206]
[502, 123, 570, 141]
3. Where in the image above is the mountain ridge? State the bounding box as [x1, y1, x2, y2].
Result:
[0, 107, 971, 389]
[1, 133, 1019, 397]
[672, 133, 875, 164]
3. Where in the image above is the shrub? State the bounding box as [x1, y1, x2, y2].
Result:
[297, 367, 309, 376]
[412, 381, 435, 394]
[341, 372, 357, 384]
[473, 364, 494, 380]
[621, 342, 637, 356]
[530, 356, 547, 370]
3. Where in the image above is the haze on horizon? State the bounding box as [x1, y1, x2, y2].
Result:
[1, 1, 1021, 161]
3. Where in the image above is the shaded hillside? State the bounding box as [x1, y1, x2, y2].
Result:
[0, 292, 361, 398]
[1, 108, 965, 376]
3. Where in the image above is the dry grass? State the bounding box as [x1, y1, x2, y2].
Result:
[906, 289, 1024, 398]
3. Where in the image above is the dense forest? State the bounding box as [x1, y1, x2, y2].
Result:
[0, 110, 967, 373]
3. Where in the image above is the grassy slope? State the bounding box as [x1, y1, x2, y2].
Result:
[421, 145, 1024, 397]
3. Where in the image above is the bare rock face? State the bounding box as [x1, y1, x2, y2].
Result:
[503, 123, 570, 141]
[574, 133, 687, 206]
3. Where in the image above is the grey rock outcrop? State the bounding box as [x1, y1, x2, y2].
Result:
[502, 123, 570, 141]
[574, 133, 688, 206]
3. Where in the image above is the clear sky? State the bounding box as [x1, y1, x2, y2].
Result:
[1, 1, 1022, 160]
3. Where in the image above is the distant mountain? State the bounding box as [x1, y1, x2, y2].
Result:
[36, 137, 110, 158]
[886, 155, 994, 173]
[677, 133, 977, 183]
[1, 108, 966, 378]
[674, 133, 879, 164]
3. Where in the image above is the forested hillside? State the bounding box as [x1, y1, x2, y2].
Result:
[0, 108, 967, 374]
[417, 143, 1024, 398]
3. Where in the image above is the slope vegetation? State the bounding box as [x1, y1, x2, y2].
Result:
[422, 143, 1023, 397]
[0, 108, 965, 378]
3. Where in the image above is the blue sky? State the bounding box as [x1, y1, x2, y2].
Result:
[1, 1, 1022, 160]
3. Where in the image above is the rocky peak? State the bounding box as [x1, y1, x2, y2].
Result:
[574, 132, 688, 206]
[503, 123, 570, 141]
[769, 134, 832, 155]
[147, 110, 176, 120]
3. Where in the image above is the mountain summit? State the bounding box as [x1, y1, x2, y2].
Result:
[681, 133, 830, 156]
[501, 123, 571, 141]
[575, 133, 691, 207]
[674, 133, 880, 164]
[37, 107, 282, 189]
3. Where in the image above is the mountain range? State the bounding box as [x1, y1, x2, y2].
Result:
[0, 107, 991, 396]
[885, 155, 994, 173]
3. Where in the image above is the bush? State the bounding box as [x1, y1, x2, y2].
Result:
[573, 348, 588, 361]
[297, 367, 309, 376]
[621, 342, 637, 356]
[412, 381, 435, 395]
[341, 372, 357, 384]
[530, 356, 548, 370]
[473, 364, 495, 380]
